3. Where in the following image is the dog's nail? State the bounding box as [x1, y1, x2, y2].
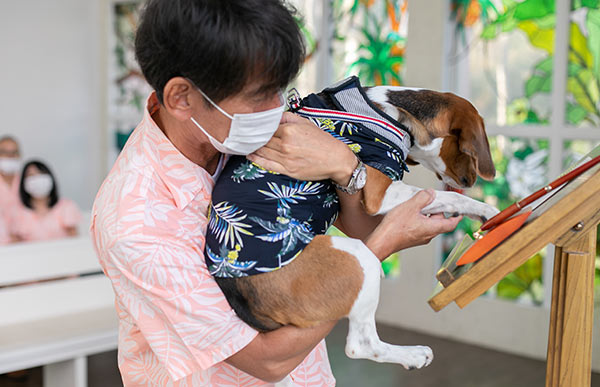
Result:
[408, 366, 416, 371]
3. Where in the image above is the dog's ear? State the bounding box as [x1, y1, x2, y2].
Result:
[457, 117, 495, 181]
[395, 107, 431, 146]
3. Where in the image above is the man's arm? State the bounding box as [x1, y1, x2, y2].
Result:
[335, 189, 461, 260]
[225, 191, 461, 383]
[226, 321, 337, 383]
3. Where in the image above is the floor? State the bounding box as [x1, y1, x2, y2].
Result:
[1, 321, 599, 387]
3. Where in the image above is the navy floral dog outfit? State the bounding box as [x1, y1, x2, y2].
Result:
[205, 76, 412, 277]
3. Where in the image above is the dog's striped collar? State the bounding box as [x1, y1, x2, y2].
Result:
[287, 76, 413, 159]
[289, 104, 409, 142]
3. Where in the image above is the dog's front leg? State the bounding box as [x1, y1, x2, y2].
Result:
[375, 181, 499, 222]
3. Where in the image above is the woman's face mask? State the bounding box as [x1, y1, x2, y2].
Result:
[0, 157, 21, 175]
[24, 174, 53, 198]
[190, 87, 285, 155]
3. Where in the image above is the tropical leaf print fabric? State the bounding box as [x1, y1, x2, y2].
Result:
[206, 158, 339, 277]
[205, 77, 410, 278]
[91, 93, 335, 386]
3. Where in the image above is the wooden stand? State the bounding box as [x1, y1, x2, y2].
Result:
[429, 167, 600, 387]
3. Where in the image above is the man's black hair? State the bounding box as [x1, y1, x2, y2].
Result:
[19, 160, 59, 210]
[135, 0, 306, 104]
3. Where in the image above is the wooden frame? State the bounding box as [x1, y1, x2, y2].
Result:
[429, 166, 600, 387]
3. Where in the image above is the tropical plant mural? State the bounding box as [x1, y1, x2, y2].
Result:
[477, 0, 600, 126]
[331, 0, 408, 85]
[446, 0, 600, 304]
[451, 0, 499, 40]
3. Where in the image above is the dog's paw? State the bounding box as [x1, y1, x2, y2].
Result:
[467, 203, 500, 223]
[400, 346, 434, 370]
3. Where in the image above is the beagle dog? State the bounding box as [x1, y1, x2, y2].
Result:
[205, 76, 498, 377]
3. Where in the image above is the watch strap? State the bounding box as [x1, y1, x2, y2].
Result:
[333, 159, 365, 195]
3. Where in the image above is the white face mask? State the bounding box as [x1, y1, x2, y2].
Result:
[0, 157, 21, 175]
[190, 88, 285, 155]
[24, 174, 53, 198]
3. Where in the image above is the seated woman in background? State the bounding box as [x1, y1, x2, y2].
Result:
[10, 160, 81, 242]
[0, 211, 10, 244]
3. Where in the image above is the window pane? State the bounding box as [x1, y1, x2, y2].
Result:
[441, 136, 549, 304]
[451, 0, 555, 126]
[567, 1, 600, 127]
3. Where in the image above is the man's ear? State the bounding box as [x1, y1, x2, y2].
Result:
[162, 77, 195, 121]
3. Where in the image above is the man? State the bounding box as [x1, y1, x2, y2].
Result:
[0, 136, 22, 213]
[91, 0, 461, 385]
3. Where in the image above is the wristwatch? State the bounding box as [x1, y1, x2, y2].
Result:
[334, 158, 367, 195]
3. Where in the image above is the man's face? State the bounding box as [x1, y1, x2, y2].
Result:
[190, 80, 283, 144]
[0, 139, 21, 177]
[0, 139, 19, 159]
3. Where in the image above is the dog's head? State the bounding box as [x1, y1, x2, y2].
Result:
[366, 87, 495, 189]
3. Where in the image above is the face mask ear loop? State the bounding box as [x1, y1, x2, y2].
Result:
[196, 88, 234, 120]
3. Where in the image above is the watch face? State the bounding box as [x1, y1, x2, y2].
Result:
[355, 166, 367, 189]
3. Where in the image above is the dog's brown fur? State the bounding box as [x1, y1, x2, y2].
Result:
[231, 235, 363, 331]
[362, 166, 393, 216]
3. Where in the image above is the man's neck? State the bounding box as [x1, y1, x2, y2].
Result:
[0, 173, 14, 186]
[154, 106, 222, 175]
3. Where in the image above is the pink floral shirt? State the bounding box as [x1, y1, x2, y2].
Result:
[10, 199, 81, 242]
[90, 93, 335, 386]
[0, 174, 20, 216]
[0, 211, 9, 244]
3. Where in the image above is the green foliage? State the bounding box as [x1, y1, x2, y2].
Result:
[481, 0, 600, 126]
[451, 0, 499, 41]
[348, 14, 405, 85]
[332, 0, 406, 85]
[295, 16, 318, 62]
[497, 253, 544, 304]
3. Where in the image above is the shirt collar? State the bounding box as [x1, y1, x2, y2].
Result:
[141, 92, 215, 210]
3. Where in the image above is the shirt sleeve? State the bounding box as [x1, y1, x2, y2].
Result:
[0, 214, 9, 244]
[107, 234, 258, 380]
[58, 199, 82, 228]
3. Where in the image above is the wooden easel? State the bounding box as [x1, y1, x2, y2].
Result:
[429, 166, 600, 387]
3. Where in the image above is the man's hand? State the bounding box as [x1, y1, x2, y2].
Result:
[365, 189, 462, 261]
[247, 112, 357, 185]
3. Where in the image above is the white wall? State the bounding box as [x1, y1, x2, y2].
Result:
[0, 0, 105, 211]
